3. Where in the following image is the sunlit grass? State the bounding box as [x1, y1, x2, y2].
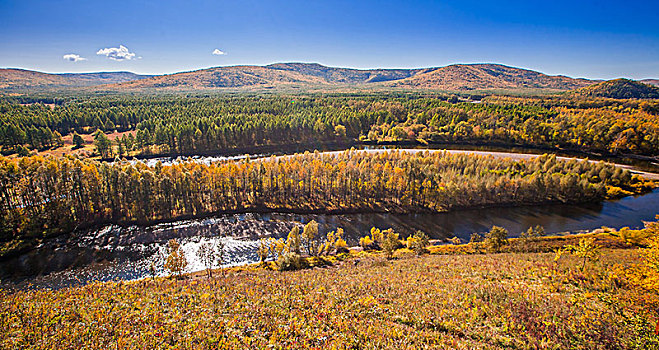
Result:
[2, 244, 657, 349]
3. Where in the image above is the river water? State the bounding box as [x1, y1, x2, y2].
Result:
[2, 148, 658, 289]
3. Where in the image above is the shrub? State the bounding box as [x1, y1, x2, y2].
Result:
[334, 233, 349, 254]
[16, 145, 30, 157]
[627, 216, 659, 302]
[257, 238, 273, 263]
[72, 132, 85, 149]
[324, 228, 348, 255]
[566, 237, 601, 271]
[360, 227, 386, 250]
[277, 252, 304, 271]
[515, 225, 545, 252]
[272, 238, 287, 258]
[470, 233, 484, 244]
[617, 227, 652, 246]
[606, 186, 634, 198]
[359, 235, 375, 250]
[371, 227, 384, 246]
[447, 236, 462, 245]
[382, 229, 402, 259]
[484, 226, 508, 253]
[406, 230, 430, 255]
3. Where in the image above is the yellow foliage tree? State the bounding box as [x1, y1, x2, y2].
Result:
[359, 236, 374, 250]
[566, 237, 600, 271]
[381, 229, 401, 259]
[164, 239, 188, 278]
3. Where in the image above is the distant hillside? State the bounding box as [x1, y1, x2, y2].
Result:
[112, 63, 434, 90]
[387, 64, 594, 91]
[572, 78, 659, 99]
[107, 63, 595, 92]
[1, 63, 616, 94]
[0, 69, 151, 91]
[111, 65, 326, 90]
[266, 63, 428, 83]
[641, 79, 659, 87]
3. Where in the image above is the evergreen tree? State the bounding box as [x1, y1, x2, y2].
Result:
[72, 132, 85, 149]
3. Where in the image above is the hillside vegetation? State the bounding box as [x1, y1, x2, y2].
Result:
[0, 69, 150, 91]
[0, 63, 595, 93]
[112, 65, 327, 90]
[0, 150, 653, 259]
[2, 224, 659, 349]
[3, 94, 659, 158]
[388, 64, 592, 91]
[267, 62, 424, 83]
[107, 63, 594, 92]
[572, 79, 659, 99]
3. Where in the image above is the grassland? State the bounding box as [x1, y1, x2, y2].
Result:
[1, 229, 658, 349]
[10, 130, 136, 159]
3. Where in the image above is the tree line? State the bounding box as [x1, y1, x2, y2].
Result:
[0, 150, 647, 254]
[1, 94, 658, 157]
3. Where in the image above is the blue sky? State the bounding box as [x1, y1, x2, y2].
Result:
[1, 0, 658, 79]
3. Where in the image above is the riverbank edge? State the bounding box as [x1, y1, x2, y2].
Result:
[2, 181, 655, 262]
[100, 139, 659, 168]
[158, 227, 642, 283]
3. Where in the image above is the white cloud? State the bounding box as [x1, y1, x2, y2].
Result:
[212, 48, 226, 55]
[63, 54, 86, 62]
[96, 45, 137, 61]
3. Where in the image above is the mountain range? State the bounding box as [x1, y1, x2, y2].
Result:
[0, 69, 152, 91]
[101, 63, 595, 92]
[0, 63, 656, 95]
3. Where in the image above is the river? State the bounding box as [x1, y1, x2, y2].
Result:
[1, 147, 658, 289]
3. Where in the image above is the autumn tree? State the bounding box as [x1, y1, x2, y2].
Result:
[382, 229, 401, 259]
[196, 240, 224, 278]
[484, 226, 508, 253]
[287, 226, 302, 255]
[301, 220, 320, 256]
[322, 228, 348, 255]
[333, 228, 348, 253]
[257, 238, 273, 263]
[165, 239, 188, 278]
[406, 230, 430, 255]
[334, 125, 347, 140]
[566, 237, 601, 271]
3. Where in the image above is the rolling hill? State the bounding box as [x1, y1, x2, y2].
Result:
[641, 79, 659, 87]
[387, 64, 594, 91]
[104, 63, 595, 92]
[0, 69, 151, 91]
[571, 78, 659, 99]
[109, 65, 327, 90]
[0, 63, 615, 93]
[266, 62, 429, 84]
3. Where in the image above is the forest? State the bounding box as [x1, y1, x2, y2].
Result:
[1, 93, 659, 158]
[0, 149, 652, 258]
